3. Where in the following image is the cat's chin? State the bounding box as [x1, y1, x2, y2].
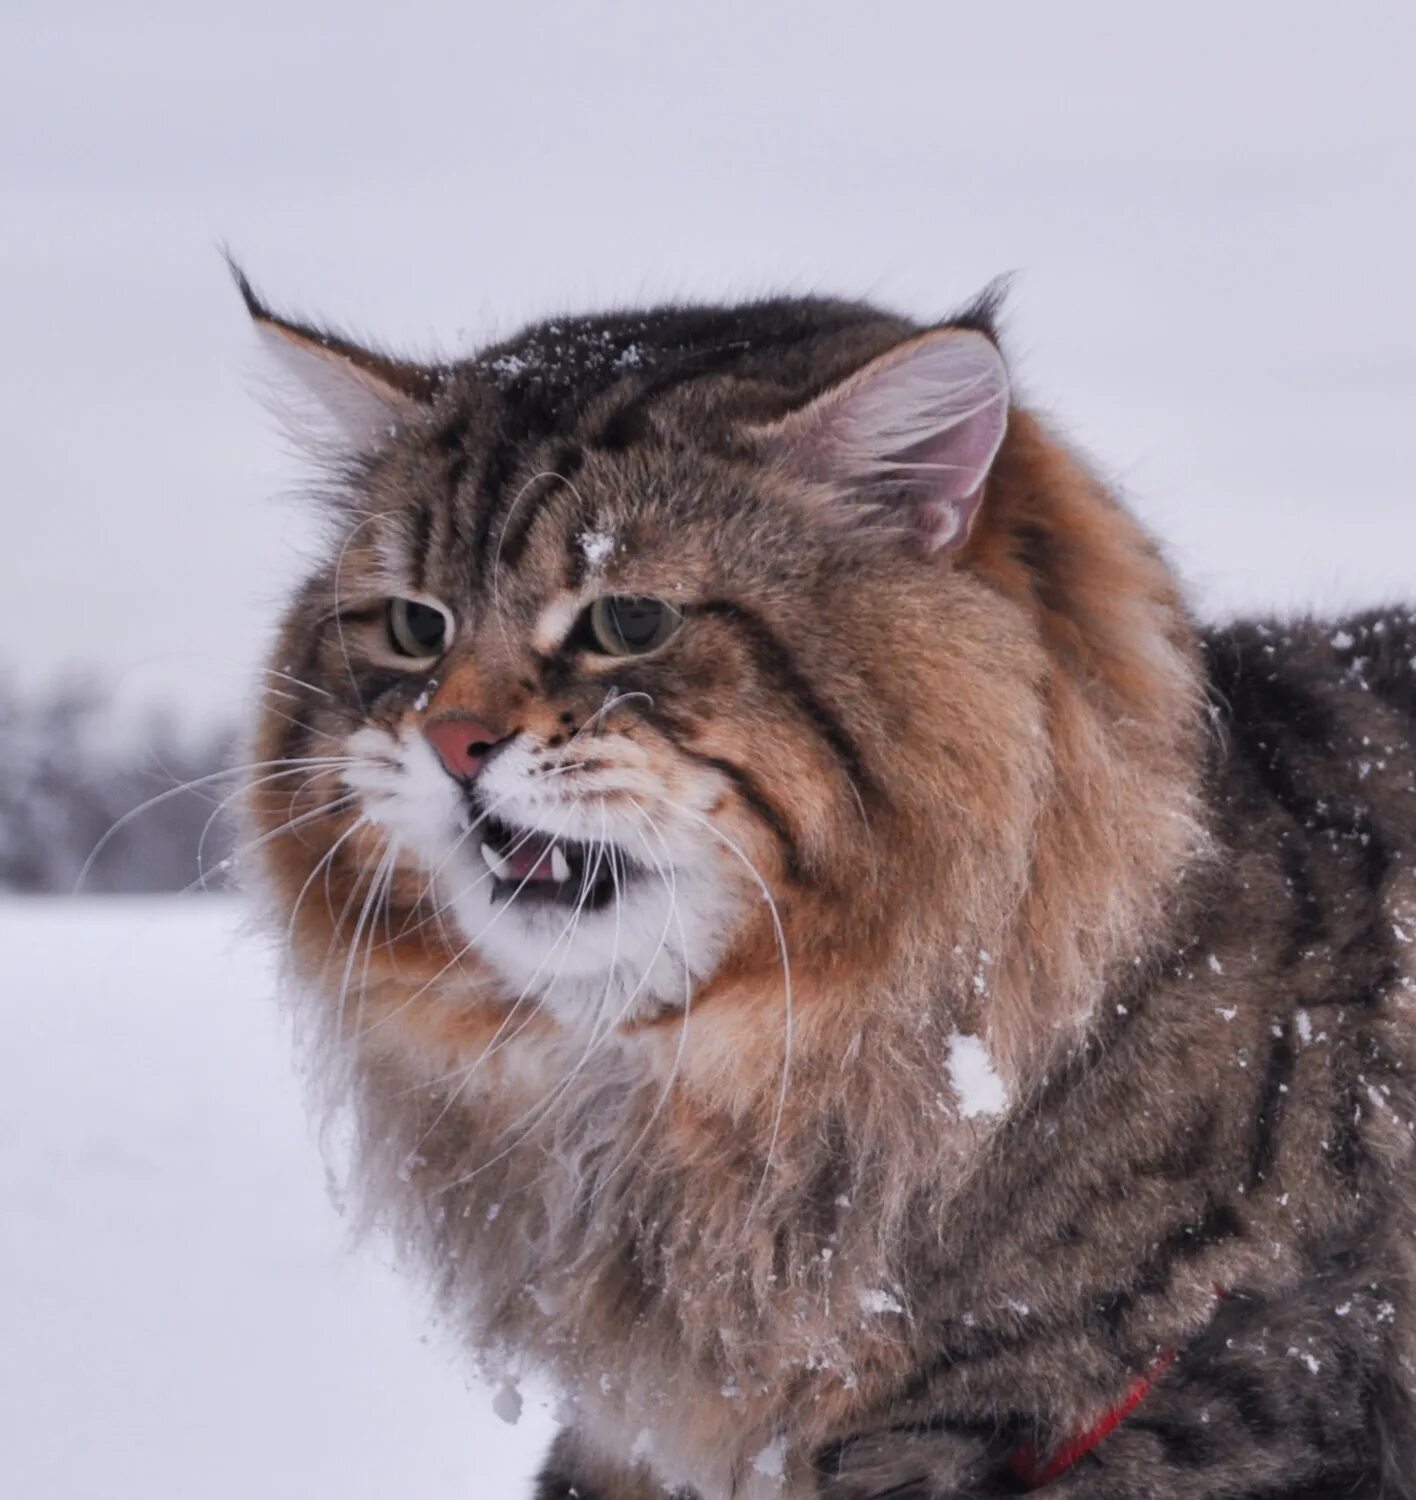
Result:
[440, 824, 740, 1030]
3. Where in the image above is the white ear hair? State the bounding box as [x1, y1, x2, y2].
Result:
[253, 322, 420, 452]
[762, 328, 1010, 552]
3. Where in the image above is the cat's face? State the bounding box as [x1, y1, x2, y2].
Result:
[244, 284, 1036, 1046]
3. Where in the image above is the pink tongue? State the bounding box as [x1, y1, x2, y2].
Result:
[507, 843, 557, 882]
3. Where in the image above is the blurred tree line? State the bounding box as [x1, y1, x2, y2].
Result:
[0, 679, 237, 894]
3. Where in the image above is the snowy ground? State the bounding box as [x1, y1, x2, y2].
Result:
[0, 901, 555, 1499]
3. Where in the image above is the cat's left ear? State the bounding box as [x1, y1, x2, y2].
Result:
[753, 326, 1009, 553]
[230, 260, 440, 447]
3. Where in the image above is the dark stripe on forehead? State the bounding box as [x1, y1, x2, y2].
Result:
[495, 446, 585, 579]
[584, 339, 752, 451]
[696, 599, 875, 803]
[468, 392, 567, 589]
[584, 304, 889, 456]
[465, 305, 891, 584]
[409, 499, 433, 592]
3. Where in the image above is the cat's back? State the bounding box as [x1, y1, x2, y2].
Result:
[1204, 607, 1416, 846]
[1199, 606, 1416, 1141]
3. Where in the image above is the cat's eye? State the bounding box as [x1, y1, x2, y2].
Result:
[586, 595, 682, 657]
[387, 596, 452, 660]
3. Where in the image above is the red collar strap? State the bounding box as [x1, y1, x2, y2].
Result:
[1007, 1347, 1177, 1490]
[1007, 1285, 1228, 1488]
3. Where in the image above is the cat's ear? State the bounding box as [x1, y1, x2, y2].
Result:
[230, 260, 441, 447]
[754, 326, 1009, 553]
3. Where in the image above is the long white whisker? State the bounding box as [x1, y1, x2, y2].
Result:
[176, 793, 358, 897]
[445, 806, 681, 1192]
[285, 815, 371, 956]
[654, 797, 793, 1222]
[263, 666, 334, 700]
[568, 689, 653, 747]
[195, 761, 351, 887]
[75, 757, 358, 892]
[579, 801, 694, 1211]
[368, 801, 586, 1028]
[405, 810, 601, 1149]
[332, 834, 396, 1039]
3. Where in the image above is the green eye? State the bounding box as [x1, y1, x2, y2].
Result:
[387, 597, 451, 659]
[587, 595, 682, 657]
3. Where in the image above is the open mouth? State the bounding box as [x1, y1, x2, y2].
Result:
[475, 812, 631, 911]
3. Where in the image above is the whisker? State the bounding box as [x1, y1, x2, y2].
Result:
[263, 666, 334, 700]
[653, 795, 794, 1222]
[329, 512, 386, 708]
[75, 756, 358, 892]
[176, 792, 358, 897]
[332, 833, 397, 1039]
[364, 800, 586, 1036]
[579, 801, 694, 1211]
[285, 813, 370, 958]
[569, 689, 654, 747]
[194, 761, 348, 887]
[448, 805, 681, 1190]
[404, 810, 600, 1155]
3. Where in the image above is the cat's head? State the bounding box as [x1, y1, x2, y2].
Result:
[242, 273, 1201, 1079]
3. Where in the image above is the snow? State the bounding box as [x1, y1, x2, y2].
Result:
[947, 1032, 1009, 1119]
[858, 1287, 905, 1316]
[749, 1434, 789, 1482]
[0, 900, 556, 1499]
[578, 530, 616, 568]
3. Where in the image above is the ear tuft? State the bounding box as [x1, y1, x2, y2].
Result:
[944, 272, 1014, 344]
[757, 325, 1010, 553]
[227, 255, 442, 449]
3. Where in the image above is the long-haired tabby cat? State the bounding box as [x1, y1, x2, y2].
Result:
[237, 266, 1416, 1500]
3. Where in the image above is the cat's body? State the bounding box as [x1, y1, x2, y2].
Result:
[239, 277, 1416, 1498]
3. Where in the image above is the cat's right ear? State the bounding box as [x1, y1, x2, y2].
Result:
[230, 259, 440, 448]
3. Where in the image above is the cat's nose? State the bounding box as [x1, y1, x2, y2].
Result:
[424, 715, 510, 783]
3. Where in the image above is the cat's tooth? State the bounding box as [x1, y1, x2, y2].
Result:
[481, 842, 509, 880]
[550, 846, 571, 883]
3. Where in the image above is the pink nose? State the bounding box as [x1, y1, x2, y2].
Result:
[424, 716, 508, 782]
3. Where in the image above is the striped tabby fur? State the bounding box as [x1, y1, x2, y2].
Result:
[237, 272, 1416, 1499]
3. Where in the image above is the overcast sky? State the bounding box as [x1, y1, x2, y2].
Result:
[4, 1, 1414, 719]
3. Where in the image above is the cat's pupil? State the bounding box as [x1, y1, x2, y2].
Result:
[608, 598, 664, 649]
[389, 598, 447, 655]
[405, 603, 443, 647]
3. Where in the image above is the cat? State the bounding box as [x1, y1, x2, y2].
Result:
[236, 264, 1416, 1500]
